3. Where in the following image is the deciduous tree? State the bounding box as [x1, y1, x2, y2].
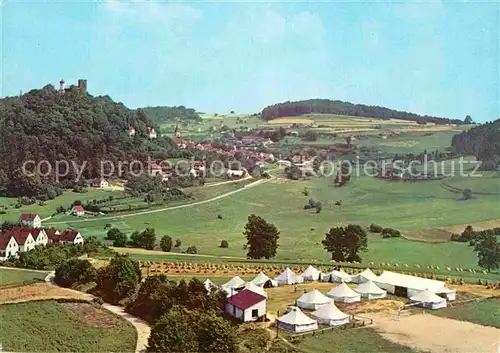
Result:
[322, 224, 368, 262]
[243, 214, 279, 259]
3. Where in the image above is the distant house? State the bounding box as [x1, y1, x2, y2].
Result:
[10, 229, 36, 253]
[58, 230, 84, 245]
[129, 126, 136, 137]
[11, 227, 48, 247]
[92, 177, 109, 188]
[148, 127, 157, 139]
[225, 289, 267, 322]
[227, 169, 245, 178]
[0, 233, 19, 260]
[18, 214, 42, 228]
[44, 228, 61, 245]
[150, 163, 163, 176]
[71, 205, 85, 216]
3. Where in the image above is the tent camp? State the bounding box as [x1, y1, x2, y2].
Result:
[276, 307, 318, 333]
[326, 282, 361, 303]
[351, 268, 378, 284]
[353, 280, 387, 300]
[301, 265, 323, 281]
[375, 271, 456, 300]
[323, 269, 352, 283]
[310, 302, 351, 326]
[250, 272, 278, 288]
[409, 289, 447, 309]
[204, 279, 216, 292]
[275, 268, 304, 285]
[243, 282, 268, 298]
[296, 289, 333, 310]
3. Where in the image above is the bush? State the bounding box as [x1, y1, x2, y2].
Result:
[186, 246, 198, 254]
[174, 239, 182, 248]
[369, 224, 383, 233]
[160, 235, 173, 252]
[381, 228, 401, 237]
[220, 240, 229, 248]
[54, 258, 96, 288]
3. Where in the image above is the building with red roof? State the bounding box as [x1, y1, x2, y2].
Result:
[18, 213, 42, 228]
[0, 232, 19, 260]
[4, 228, 36, 252]
[71, 205, 85, 217]
[225, 289, 267, 322]
[57, 230, 84, 245]
[10, 227, 48, 246]
[92, 177, 109, 188]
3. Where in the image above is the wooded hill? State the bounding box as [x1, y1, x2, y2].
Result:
[261, 99, 464, 125]
[451, 119, 500, 170]
[0, 85, 183, 198]
[139, 106, 201, 124]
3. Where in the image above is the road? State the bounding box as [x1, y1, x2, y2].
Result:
[45, 175, 274, 226]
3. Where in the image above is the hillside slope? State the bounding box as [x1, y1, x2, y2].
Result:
[451, 119, 500, 170]
[0, 85, 180, 197]
[139, 106, 201, 124]
[261, 99, 464, 125]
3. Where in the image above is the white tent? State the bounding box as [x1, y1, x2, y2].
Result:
[275, 268, 304, 285]
[409, 289, 447, 309]
[296, 289, 333, 310]
[323, 269, 352, 283]
[243, 282, 268, 298]
[310, 302, 350, 326]
[250, 272, 278, 288]
[375, 271, 456, 300]
[204, 279, 216, 292]
[301, 265, 322, 281]
[276, 306, 318, 333]
[353, 280, 387, 300]
[351, 268, 378, 284]
[326, 282, 361, 303]
[222, 276, 246, 290]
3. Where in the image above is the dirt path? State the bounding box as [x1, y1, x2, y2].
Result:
[44, 272, 151, 353]
[204, 173, 252, 187]
[371, 312, 500, 353]
[45, 176, 273, 226]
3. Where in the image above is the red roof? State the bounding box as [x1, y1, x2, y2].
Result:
[227, 289, 266, 310]
[19, 214, 38, 221]
[11, 227, 42, 238]
[0, 233, 15, 250]
[58, 230, 80, 242]
[150, 163, 162, 170]
[73, 205, 84, 212]
[43, 228, 60, 240]
[4, 228, 33, 245]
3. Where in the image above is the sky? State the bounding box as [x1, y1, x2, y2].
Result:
[1, 0, 498, 122]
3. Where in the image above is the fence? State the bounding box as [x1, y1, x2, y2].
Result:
[288, 315, 373, 339]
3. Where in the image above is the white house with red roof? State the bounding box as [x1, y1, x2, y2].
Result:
[58, 230, 84, 245]
[7, 229, 36, 252]
[71, 205, 85, 216]
[0, 233, 19, 260]
[225, 289, 267, 322]
[18, 213, 42, 228]
[44, 228, 61, 245]
[92, 177, 109, 188]
[11, 227, 48, 247]
[129, 126, 136, 137]
[148, 127, 157, 139]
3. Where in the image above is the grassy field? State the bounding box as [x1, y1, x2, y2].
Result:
[295, 327, 419, 353]
[0, 300, 136, 352]
[426, 298, 500, 328]
[0, 268, 48, 286]
[53, 172, 500, 275]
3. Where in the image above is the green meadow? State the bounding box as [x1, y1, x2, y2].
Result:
[0, 268, 48, 286]
[427, 298, 500, 328]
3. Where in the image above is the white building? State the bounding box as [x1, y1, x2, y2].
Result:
[0, 234, 19, 260]
[71, 205, 85, 217]
[58, 230, 84, 245]
[276, 307, 318, 333]
[225, 289, 267, 322]
[92, 178, 109, 188]
[227, 169, 245, 178]
[18, 214, 42, 228]
[148, 127, 157, 139]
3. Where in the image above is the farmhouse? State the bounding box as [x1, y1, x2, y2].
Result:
[0, 233, 19, 260]
[225, 289, 267, 322]
[44, 228, 61, 244]
[57, 230, 84, 245]
[11, 227, 48, 247]
[92, 177, 109, 188]
[7, 229, 36, 253]
[71, 205, 85, 216]
[18, 214, 42, 228]
[374, 270, 456, 300]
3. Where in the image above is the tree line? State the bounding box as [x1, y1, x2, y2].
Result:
[139, 106, 201, 124]
[260, 99, 464, 125]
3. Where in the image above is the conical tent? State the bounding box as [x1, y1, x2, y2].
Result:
[310, 302, 350, 326]
[276, 307, 318, 333]
[250, 272, 277, 287]
[204, 279, 216, 292]
[301, 265, 322, 281]
[296, 289, 333, 310]
[326, 282, 361, 303]
[243, 282, 268, 298]
[275, 268, 304, 285]
[353, 280, 387, 299]
[323, 269, 352, 283]
[351, 268, 378, 284]
[409, 289, 447, 309]
[221, 276, 245, 289]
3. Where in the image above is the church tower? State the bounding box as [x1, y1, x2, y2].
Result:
[174, 124, 181, 138]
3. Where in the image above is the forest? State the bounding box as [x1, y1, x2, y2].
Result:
[260, 99, 464, 125]
[0, 85, 182, 198]
[451, 119, 500, 170]
[139, 106, 201, 124]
